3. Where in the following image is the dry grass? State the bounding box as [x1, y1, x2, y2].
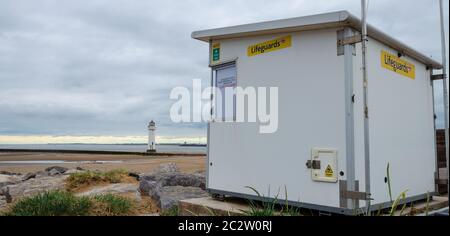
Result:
[65, 169, 136, 192]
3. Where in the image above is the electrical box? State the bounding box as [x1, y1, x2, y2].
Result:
[311, 148, 338, 183]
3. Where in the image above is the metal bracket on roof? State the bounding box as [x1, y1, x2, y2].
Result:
[338, 34, 362, 46]
[431, 74, 445, 81]
[337, 29, 358, 56]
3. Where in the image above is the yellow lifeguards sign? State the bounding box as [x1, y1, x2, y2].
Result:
[381, 50, 415, 80]
[248, 35, 292, 57]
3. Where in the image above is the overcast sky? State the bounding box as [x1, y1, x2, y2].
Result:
[0, 0, 448, 143]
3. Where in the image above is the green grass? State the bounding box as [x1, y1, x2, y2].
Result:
[368, 162, 410, 216]
[66, 169, 128, 189]
[5, 191, 91, 216]
[93, 194, 132, 216]
[3, 191, 133, 216]
[161, 206, 179, 216]
[241, 186, 302, 216]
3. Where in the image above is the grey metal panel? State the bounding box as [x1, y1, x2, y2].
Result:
[431, 70, 438, 193]
[344, 27, 356, 209]
[192, 11, 442, 69]
[206, 40, 212, 189]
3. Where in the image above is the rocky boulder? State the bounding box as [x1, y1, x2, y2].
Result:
[0, 195, 7, 208]
[139, 179, 162, 201]
[1, 175, 68, 200]
[0, 174, 20, 188]
[141, 172, 205, 189]
[48, 169, 62, 176]
[21, 172, 37, 181]
[76, 183, 138, 197]
[0, 171, 21, 176]
[159, 186, 209, 211]
[45, 166, 68, 174]
[138, 163, 208, 211]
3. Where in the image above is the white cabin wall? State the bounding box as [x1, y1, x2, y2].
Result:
[208, 28, 348, 208]
[352, 36, 436, 206]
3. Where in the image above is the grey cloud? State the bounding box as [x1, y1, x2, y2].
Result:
[0, 0, 448, 138]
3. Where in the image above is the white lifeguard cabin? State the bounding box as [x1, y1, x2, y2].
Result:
[192, 11, 443, 214]
[147, 120, 156, 152]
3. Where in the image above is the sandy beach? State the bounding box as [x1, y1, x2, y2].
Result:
[0, 152, 206, 174]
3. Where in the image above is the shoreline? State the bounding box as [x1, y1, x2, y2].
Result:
[0, 149, 205, 157]
[0, 151, 206, 174]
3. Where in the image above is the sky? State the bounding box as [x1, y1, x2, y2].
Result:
[0, 0, 448, 144]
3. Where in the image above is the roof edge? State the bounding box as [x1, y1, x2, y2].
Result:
[191, 11, 351, 42]
[192, 11, 442, 69]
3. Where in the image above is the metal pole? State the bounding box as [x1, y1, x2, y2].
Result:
[361, 0, 372, 214]
[439, 0, 449, 197]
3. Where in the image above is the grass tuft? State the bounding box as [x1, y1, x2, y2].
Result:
[91, 194, 132, 216]
[3, 190, 134, 216]
[5, 191, 91, 216]
[241, 186, 302, 216]
[66, 169, 129, 190]
[161, 206, 179, 216]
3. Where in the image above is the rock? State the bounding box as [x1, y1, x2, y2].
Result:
[0, 171, 21, 176]
[35, 171, 49, 178]
[139, 180, 162, 201]
[0, 195, 6, 208]
[21, 172, 36, 181]
[128, 172, 140, 181]
[139, 170, 207, 211]
[155, 163, 179, 174]
[64, 169, 83, 175]
[45, 166, 68, 174]
[76, 183, 138, 197]
[141, 172, 205, 190]
[0, 187, 12, 203]
[48, 169, 62, 176]
[0, 174, 20, 188]
[1, 175, 67, 199]
[159, 186, 209, 210]
[76, 167, 84, 171]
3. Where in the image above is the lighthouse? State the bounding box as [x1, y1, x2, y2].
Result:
[147, 120, 156, 152]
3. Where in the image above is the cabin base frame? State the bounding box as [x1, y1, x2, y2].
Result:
[207, 188, 436, 215]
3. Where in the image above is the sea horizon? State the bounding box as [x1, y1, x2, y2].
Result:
[0, 143, 206, 154]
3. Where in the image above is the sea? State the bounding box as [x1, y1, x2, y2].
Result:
[0, 144, 206, 154]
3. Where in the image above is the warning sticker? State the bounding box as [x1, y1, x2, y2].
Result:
[325, 165, 334, 177]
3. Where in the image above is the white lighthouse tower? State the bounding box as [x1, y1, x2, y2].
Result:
[147, 120, 156, 152]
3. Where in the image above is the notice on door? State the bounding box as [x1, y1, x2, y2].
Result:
[212, 43, 220, 62]
[381, 50, 415, 80]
